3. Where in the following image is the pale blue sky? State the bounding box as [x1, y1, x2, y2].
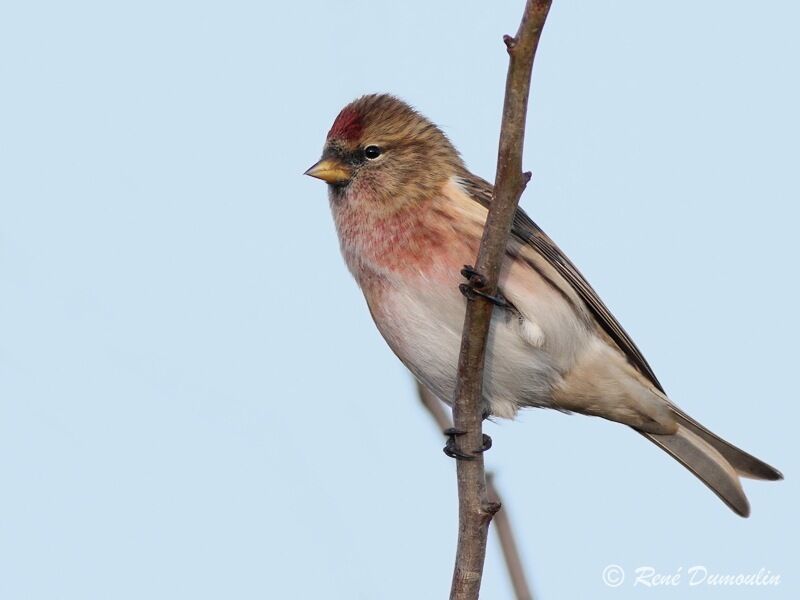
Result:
[1, 1, 797, 598]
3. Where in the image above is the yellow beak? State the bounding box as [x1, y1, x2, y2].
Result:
[304, 158, 352, 185]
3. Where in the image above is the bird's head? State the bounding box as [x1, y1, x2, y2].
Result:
[305, 94, 464, 210]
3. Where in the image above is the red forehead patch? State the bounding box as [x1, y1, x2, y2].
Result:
[327, 106, 363, 142]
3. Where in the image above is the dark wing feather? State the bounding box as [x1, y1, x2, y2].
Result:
[459, 174, 664, 393]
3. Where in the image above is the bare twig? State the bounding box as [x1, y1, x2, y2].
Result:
[486, 473, 533, 600]
[417, 380, 454, 432]
[448, 2, 552, 599]
[416, 382, 534, 600]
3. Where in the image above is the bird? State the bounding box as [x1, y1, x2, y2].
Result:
[305, 93, 782, 517]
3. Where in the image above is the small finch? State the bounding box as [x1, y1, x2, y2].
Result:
[305, 94, 781, 517]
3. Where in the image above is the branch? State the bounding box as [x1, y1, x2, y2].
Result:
[486, 473, 533, 600]
[448, 2, 552, 599]
[417, 380, 454, 433]
[416, 382, 534, 600]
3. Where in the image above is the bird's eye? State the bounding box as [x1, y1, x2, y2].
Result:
[364, 145, 382, 160]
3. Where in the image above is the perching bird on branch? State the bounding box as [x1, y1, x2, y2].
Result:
[305, 93, 781, 517]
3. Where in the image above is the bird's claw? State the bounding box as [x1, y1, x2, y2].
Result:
[442, 427, 493, 461]
[459, 284, 509, 308]
[459, 266, 509, 308]
[460, 265, 487, 287]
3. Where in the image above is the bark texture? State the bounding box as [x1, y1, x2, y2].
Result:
[448, 2, 552, 598]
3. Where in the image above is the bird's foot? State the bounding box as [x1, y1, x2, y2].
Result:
[443, 427, 493, 461]
[459, 265, 508, 308]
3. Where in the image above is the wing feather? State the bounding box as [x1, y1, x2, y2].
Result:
[458, 174, 664, 393]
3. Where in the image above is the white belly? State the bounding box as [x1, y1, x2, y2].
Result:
[370, 278, 563, 419]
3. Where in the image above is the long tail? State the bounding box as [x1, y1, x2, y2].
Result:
[639, 409, 782, 518]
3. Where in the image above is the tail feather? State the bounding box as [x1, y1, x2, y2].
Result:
[669, 407, 783, 481]
[640, 425, 751, 517]
[639, 406, 782, 517]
